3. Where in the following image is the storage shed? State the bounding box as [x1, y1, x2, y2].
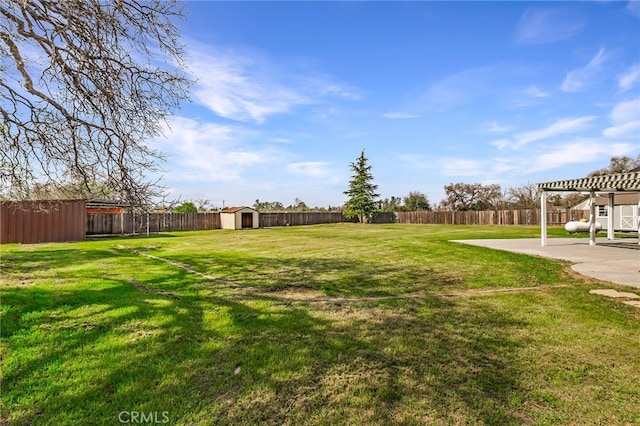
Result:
[571, 193, 639, 232]
[220, 207, 259, 230]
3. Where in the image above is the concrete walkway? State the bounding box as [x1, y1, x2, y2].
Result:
[453, 238, 640, 289]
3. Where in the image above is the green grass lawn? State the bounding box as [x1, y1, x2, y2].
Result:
[2, 224, 639, 425]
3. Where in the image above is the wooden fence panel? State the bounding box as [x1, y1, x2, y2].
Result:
[86, 212, 222, 235]
[1, 200, 86, 244]
[259, 212, 354, 227]
[84, 208, 593, 236]
[391, 209, 580, 226]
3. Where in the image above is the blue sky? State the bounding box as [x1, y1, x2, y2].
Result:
[153, 1, 640, 208]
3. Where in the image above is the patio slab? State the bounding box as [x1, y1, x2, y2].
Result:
[453, 238, 640, 288]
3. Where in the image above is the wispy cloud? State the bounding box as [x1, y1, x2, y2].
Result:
[286, 162, 331, 178]
[511, 116, 597, 148]
[491, 139, 512, 150]
[528, 140, 636, 172]
[482, 122, 512, 134]
[382, 112, 421, 119]
[618, 64, 640, 92]
[514, 9, 585, 44]
[523, 86, 550, 98]
[186, 43, 359, 123]
[628, 0, 640, 16]
[420, 66, 496, 112]
[156, 116, 280, 182]
[602, 98, 640, 138]
[510, 86, 551, 108]
[562, 48, 610, 93]
[440, 159, 485, 177]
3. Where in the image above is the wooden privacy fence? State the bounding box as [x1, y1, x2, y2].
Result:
[0, 200, 86, 244]
[259, 212, 354, 227]
[87, 209, 587, 235]
[86, 212, 221, 234]
[2, 203, 593, 243]
[372, 209, 589, 225]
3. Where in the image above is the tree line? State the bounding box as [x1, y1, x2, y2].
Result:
[342, 153, 640, 222]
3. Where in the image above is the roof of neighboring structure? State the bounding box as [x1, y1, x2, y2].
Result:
[221, 206, 256, 213]
[86, 200, 129, 208]
[572, 193, 640, 209]
[537, 171, 640, 192]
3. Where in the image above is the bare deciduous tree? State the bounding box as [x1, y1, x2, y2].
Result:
[442, 182, 502, 211]
[1, 0, 191, 206]
[505, 182, 539, 209]
[587, 155, 640, 177]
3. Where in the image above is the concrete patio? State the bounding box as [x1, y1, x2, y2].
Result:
[454, 238, 640, 288]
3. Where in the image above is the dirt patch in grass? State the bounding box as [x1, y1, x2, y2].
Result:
[263, 285, 571, 303]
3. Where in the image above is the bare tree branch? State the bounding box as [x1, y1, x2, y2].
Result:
[0, 0, 191, 207]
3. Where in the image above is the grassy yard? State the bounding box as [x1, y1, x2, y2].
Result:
[1, 224, 639, 425]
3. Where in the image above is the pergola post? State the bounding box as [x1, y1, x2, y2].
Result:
[607, 193, 614, 240]
[540, 190, 547, 246]
[589, 191, 596, 246]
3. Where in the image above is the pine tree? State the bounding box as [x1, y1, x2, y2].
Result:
[343, 150, 380, 223]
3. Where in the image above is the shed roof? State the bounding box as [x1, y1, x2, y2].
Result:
[221, 206, 256, 213]
[537, 171, 640, 192]
[573, 193, 640, 209]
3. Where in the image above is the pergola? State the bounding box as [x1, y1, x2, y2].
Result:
[537, 170, 640, 246]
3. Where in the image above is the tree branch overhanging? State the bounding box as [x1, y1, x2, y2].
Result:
[0, 0, 192, 207]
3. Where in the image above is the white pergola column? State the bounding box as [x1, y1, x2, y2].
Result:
[540, 190, 547, 246]
[589, 191, 596, 246]
[607, 193, 614, 240]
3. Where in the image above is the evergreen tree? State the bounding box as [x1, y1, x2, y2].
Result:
[343, 150, 380, 223]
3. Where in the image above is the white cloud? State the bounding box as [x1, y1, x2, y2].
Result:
[513, 116, 597, 147]
[382, 112, 421, 119]
[186, 43, 360, 123]
[523, 86, 550, 98]
[603, 121, 640, 138]
[609, 98, 640, 123]
[421, 66, 496, 112]
[528, 140, 636, 172]
[189, 50, 308, 123]
[562, 48, 610, 92]
[491, 139, 512, 150]
[304, 76, 361, 100]
[286, 162, 331, 178]
[156, 116, 279, 182]
[484, 122, 512, 134]
[441, 159, 484, 176]
[514, 9, 585, 44]
[618, 64, 640, 92]
[602, 98, 640, 138]
[627, 1, 640, 16]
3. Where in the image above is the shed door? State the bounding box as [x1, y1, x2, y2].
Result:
[241, 212, 253, 228]
[619, 205, 634, 230]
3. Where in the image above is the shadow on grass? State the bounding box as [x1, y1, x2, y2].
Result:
[3, 245, 531, 425]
